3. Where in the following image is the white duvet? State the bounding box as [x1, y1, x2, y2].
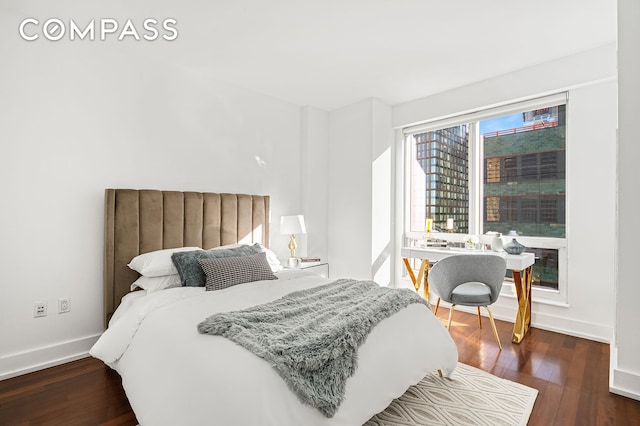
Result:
[91, 270, 458, 426]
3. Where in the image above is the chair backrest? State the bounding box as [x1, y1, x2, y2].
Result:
[428, 254, 507, 304]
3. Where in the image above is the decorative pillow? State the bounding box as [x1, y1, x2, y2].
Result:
[130, 275, 182, 292]
[198, 251, 278, 291]
[171, 244, 263, 287]
[127, 247, 200, 277]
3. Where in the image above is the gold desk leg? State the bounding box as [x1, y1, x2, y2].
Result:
[416, 260, 429, 301]
[402, 257, 429, 301]
[402, 257, 418, 290]
[512, 266, 533, 344]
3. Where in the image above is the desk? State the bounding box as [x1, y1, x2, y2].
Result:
[401, 247, 535, 344]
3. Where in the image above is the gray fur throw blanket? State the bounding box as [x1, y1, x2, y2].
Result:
[197, 279, 429, 417]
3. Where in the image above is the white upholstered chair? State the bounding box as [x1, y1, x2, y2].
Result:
[428, 254, 507, 350]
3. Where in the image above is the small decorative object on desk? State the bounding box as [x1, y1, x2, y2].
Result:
[446, 218, 454, 232]
[425, 218, 433, 233]
[464, 234, 480, 250]
[503, 230, 525, 255]
[485, 231, 504, 252]
[300, 257, 321, 263]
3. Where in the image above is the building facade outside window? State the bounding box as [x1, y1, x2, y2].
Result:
[412, 126, 469, 234]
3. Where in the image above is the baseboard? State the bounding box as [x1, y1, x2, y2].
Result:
[609, 347, 640, 401]
[0, 334, 101, 381]
[526, 312, 612, 343]
[433, 298, 612, 343]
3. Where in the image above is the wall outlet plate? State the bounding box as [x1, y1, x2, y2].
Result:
[34, 301, 47, 318]
[58, 298, 70, 314]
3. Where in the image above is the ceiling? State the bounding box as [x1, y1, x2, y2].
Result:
[6, 0, 618, 111]
[177, 0, 617, 110]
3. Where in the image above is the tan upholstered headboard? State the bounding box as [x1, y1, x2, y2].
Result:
[103, 189, 270, 328]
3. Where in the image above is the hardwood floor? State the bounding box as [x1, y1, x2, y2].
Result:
[0, 355, 136, 426]
[1, 309, 639, 425]
[439, 308, 640, 426]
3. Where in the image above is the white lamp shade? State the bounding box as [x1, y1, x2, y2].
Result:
[280, 215, 306, 235]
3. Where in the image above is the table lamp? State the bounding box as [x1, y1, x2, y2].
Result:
[280, 215, 306, 267]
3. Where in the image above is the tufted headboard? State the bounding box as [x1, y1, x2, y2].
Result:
[103, 189, 270, 327]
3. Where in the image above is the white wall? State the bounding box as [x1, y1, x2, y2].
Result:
[301, 106, 330, 262]
[393, 43, 618, 343]
[611, 0, 640, 401]
[0, 11, 303, 379]
[328, 100, 374, 280]
[327, 99, 393, 284]
[371, 100, 394, 285]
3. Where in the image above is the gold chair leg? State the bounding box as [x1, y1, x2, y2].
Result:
[477, 306, 482, 329]
[446, 304, 456, 330]
[483, 306, 502, 351]
[434, 297, 441, 315]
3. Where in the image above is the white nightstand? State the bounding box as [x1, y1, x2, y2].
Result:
[283, 262, 329, 278]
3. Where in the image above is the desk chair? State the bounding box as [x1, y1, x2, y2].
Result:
[428, 254, 507, 350]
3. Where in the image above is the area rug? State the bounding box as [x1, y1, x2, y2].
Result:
[365, 363, 538, 426]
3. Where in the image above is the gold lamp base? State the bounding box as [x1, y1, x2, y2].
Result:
[287, 234, 300, 267]
[288, 234, 297, 258]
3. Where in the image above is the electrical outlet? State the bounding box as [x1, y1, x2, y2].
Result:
[34, 302, 47, 318]
[58, 297, 71, 314]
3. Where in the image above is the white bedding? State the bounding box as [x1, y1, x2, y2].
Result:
[91, 270, 458, 425]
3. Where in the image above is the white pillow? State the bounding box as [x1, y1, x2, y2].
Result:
[127, 247, 200, 277]
[130, 275, 182, 292]
[258, 243, 283, 272]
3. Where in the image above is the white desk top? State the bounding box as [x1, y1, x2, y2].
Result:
[401, 246, 535, 271]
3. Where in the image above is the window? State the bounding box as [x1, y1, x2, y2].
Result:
[403, 93, 568, 300]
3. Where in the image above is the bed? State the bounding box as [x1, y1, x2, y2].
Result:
[90, 189, 458, 425]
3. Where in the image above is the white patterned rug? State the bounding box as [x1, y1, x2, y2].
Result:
[365, 363, 538, 426]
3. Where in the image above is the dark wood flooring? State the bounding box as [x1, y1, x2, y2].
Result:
[1, 308, 639, 425]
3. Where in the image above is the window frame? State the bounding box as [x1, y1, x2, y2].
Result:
[401, 93, 569, 306]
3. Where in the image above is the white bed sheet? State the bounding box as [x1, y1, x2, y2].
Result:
[91, 270, 458, 426]
[108, 289, 147, 327]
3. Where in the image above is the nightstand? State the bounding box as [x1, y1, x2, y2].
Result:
[283, 262, 329, 278]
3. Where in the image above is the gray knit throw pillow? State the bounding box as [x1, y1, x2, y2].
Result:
[198, 252, 278, 291]
[172, 244, 262, 287]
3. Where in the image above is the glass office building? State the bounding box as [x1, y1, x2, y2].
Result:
[413, 125, 470, 233]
